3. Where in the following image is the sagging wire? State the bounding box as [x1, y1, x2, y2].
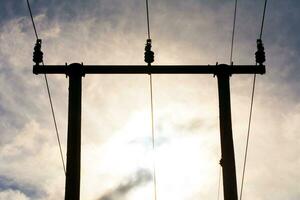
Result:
[239, 1, 268, 200]
[27, 0, 66, 175]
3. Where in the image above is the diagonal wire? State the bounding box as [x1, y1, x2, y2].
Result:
[26, 0, 38, 39]
[26, 0, 66, 175]
[239, 73, 256, 200]
[229, 0, 238, 64]
[259, 0, 268, 40]
[43, 71, 66, 175]
[239, 1, 268, 199]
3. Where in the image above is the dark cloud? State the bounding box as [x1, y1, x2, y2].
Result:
[1, 0, 143, 23]
[0, 1, 27, 25]
[98, 169, 152, 200]
[0, 175, 45, 199]
[1, 0, 300, 199]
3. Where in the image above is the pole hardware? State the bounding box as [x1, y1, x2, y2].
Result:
[33, 39, 43, 65]
[145, 39, 154, 65]
[256, 39, 266, 65]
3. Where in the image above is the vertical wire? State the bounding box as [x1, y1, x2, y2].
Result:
[149, 71, 157, 200]
[217, 166, 222, 200]
[26, 0, 66, 175]
[218, 0, 238, 198]
[145, 0, 157, 199]
[146, 0, 151, 39]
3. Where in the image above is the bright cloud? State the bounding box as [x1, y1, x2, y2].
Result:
[1, 0, 300, 200]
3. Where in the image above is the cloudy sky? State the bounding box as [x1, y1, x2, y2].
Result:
[0, 0, 300, 199]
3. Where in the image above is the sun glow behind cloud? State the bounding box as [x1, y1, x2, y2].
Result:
[81, 109, 220, 200]
[1, 0, 300, 200]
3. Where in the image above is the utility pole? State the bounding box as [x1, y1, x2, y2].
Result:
[33, 63, 265, 200]
[64, 63, 84, 200]
[217, 69, 238, 200]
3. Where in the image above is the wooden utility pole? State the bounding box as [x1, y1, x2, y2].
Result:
[33, 63, 265, 200]
[64, 63, 84, 200]
[217, 70, 238, 200]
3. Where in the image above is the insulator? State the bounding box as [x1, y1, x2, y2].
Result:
[144, 39, 154, 64]
[33, 39, 43, 65]
[219, 158, 223, 166]
[255, 39, 266, 65]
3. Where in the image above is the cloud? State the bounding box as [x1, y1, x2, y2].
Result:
[0, 120, 65, 199]
[0, 189, 29, 200]
[98, 169, 152, 200]
[0, 176, 41, 199]
[1, 0, 300, 200]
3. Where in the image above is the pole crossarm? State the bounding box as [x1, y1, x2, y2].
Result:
[32, 62, 266, 200]
[33, 64, 265, 75]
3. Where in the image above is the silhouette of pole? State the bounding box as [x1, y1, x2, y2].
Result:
[33, 63, 265, 200]
[33, 64, 265, 74]
[65, 63, 84, 200]
[217, 70, 238, 200]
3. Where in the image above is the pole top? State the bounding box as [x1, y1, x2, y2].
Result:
[66, 63, 85, 77]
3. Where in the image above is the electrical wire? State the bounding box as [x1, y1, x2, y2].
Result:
[239, 1, 268, 199]
[229, 0, 238, 64]
[259, 0, 268, 40]
[43, 71, 66, 175]
[217, 166, 222, 200]
[239, 74, 256, 200]
[26, 0, 38, 39]
[216, 0, 239, 198]
[149, 73, 157, 200]
[145, 0, 157, 199]
[26, 0, 66, 175]
[146, 0, 151, 39]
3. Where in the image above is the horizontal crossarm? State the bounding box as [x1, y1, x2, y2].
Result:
[33, 64, 265, 75]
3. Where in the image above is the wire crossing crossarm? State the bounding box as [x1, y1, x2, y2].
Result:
[32, 62, 266, 200]
[33, 64, 265, 75]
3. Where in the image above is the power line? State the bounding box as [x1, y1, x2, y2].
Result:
[239, 1, 268, 199]
[43, 71, 66, 175]
[239, 74, 256, 200]
[146, 0, 151, 39]
[229, 0, 238, 64]
[217, 165, 222, 200]
[26, 0, 66, 175]
[145, 1, 157, 199]
[217, 1, 239, 199]
[259, 0, 268, 40]
[149, 73, 157, 200]
[26, 0, 38, 40]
